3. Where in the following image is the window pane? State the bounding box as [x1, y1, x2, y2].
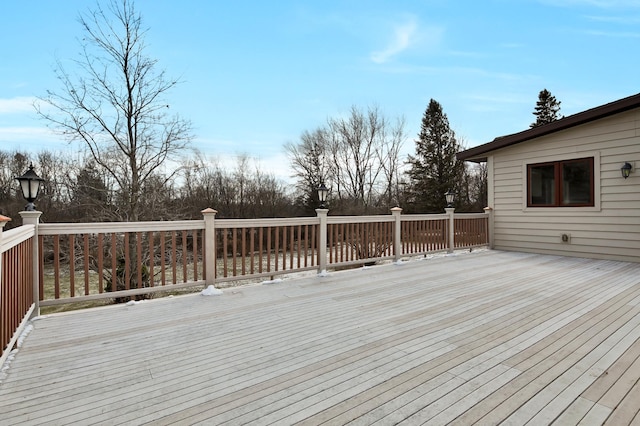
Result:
[562, 160, 592, 205]
[530, 164, 555, 205]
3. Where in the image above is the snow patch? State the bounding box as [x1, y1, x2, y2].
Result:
[261, 278, 283, 285]
[0, 349, 18, 383]
[125, 300, 144, 306]
[30, 315, 48, 321]
[1, 319, 37, 384]
[201, 285, 223, 296]
[317, 270, 329, 277]
[17, 324, 33, 348]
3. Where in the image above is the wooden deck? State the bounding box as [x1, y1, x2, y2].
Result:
[1, 250, 640, 425]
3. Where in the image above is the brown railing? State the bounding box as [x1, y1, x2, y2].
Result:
[37, 221, 205, 306]
[454, 215, 489, 249]
[1, 222, 36, 363]
[327, 217, 395, 266]
[400, 215, 449, 256]
[214, 218, 319, 283]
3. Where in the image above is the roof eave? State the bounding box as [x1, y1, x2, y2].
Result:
[457, 92, 640, 162]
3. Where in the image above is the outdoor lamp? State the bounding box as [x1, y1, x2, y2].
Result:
[621, 162, 633, 179]
[445, 190, 455, 208]
[16, 164, 44, 211]
[317, 182, 328, 209]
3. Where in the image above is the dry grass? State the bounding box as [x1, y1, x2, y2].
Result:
[39, 245, 400, 314]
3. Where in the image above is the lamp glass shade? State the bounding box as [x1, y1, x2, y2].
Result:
[445, 190, 455, 206]
[621, 162, 632, 179]
[317, 183, 328, 203]
[16, 165, 44, 203]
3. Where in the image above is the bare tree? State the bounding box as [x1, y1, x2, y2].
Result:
[329, 105, 406, 212]
[179, 154, 291, 219]
[377, 115, 406, 208]
[287, 105, 406, 214]
[37, 0, 192, 221]
[0, 151, 30, 220]
[0, 149, 89, 224]
[35, 151, 77, 221]
[284, 128, 332, 213]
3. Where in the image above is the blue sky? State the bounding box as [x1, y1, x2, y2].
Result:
[1, 0, 640, 179]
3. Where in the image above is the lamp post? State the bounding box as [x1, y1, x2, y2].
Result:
[444, 190, 455, 253]
[16, 164, 45, 317]
[16, 164, 45, 211]
[317, 182, 328, 209]
[445, 190, 455, 208]
[316, 182, 329, 275]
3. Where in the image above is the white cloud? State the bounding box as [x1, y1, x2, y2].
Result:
[541, 0, 640, 7]
[584, 14, 640, 23]
[462, 93, 531, 113]
[447, 50, 487, 59]
[370, 19, 420, 64]
[190, 146, 295, 184]
[0, 126, 68, 152]
[584, 29, 640, 37]
[464, 94, 531, 106]
[0, 126, 53, 141]
[500, 42, 526, 49]
[0, 97, 36, 114]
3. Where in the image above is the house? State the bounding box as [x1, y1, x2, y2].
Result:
[457, 92, 640, 263]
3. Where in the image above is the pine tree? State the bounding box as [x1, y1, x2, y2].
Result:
[406, 99, 465, 213]
[530, 89, 562, 128]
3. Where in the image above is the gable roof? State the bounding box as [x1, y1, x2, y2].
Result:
[457, 92, 640, 162]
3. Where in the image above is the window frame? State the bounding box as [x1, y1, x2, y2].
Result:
[526, 157, 595, 208]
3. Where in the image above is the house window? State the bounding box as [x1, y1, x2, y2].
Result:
[527, 157, 594, 207]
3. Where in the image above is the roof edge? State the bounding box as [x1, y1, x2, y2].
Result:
[457, 92, 640, 161]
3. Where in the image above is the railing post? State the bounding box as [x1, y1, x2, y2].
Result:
[19, 211, 42, 317]
[201, 208, 218, 286]
[484, 207, 494, 249]
[390, 207, 402, 262]
[316, 208, 329, 274]
[445, 207, 455, 253]
[0, 215, 11, 313]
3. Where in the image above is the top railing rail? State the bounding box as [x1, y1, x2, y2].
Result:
[38, 220, 205, 234]
[0, 224, 35, 253]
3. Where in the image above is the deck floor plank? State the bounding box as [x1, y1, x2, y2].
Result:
[603, 378, 640, 425]
[450, 289, 640, 425]
[304, 279, 611, 425]
[1, 251, 640, 425]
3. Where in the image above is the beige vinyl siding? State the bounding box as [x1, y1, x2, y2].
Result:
[489, 108, 640, 263]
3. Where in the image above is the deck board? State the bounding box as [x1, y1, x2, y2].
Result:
[1, 250, 640, 425]
[451, 285, 640, 425]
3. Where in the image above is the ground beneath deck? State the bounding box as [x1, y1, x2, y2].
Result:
[1, 250, 640, 425]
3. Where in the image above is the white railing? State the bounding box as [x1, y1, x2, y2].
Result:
[0, 207, 492, 360]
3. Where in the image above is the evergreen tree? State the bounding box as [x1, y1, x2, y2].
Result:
[70, 162, 112, 221]
[406, 99, 465, 213]
[530, 89, 562, 128]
